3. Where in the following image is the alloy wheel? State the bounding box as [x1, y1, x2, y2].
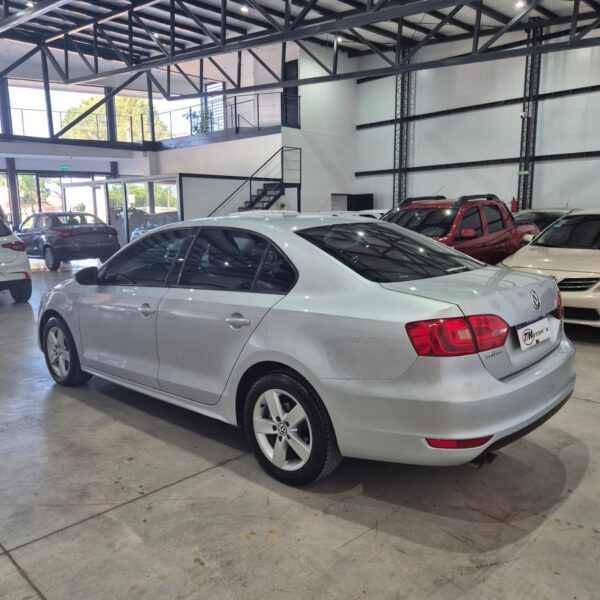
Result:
[46, 326, 71, 378]
[252, 389, 313, 471]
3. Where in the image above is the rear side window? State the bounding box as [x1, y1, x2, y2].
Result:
[484, 205, 505, 233]
[0, 219, 11, 237]
[297, 223, 481, 283]
[460, 208, 483, 237]
[179, 229, 268, 291]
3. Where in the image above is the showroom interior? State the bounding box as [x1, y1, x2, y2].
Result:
[0, 0, 599, 598]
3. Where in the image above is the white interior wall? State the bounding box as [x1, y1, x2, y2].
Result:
[281, 43, 357, 213]
[354, 34, 600, 210]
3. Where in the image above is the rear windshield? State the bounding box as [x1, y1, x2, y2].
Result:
[55, 214, 103, 226]
[533, 214, 600, 249]
[386, 207, 457, 237]
[0, 219, 11, 237]
[297, 222, 481, 283]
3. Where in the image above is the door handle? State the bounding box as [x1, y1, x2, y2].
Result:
[137, 303, 156, 317]
[226, 313, 251, 329]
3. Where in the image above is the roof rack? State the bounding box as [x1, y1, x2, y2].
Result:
[455, 194, 500, 206]
[401, 195, 447, 205]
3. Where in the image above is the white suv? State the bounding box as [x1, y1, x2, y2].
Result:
[0, 219, 32, 303]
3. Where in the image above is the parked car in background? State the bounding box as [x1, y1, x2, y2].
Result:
[514, 208, 573, 232]
[38, 215, 573, 485]
[15, 212, 120, 271]
[382, 194, 539, 264]
[502, 210, 600, 327]
[0, 218, 32, 302]
[131, 211, 180, 240]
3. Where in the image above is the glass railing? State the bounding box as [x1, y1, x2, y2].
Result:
[8, 91, 300, 143]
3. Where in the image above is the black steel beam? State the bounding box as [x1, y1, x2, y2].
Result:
[64, 0, 464, 84]
[41, 49, 54, 137]
[0, 0, 72, 34]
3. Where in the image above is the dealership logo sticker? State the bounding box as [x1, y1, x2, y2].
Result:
[530, 290, 541, 310]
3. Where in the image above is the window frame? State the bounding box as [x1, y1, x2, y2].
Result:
[97, 227, 196, 288]
[172, 226, 298, 295]
[20, 215, 37, 230]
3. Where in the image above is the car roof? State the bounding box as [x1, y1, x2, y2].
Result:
[169, 211, 375, 234]
[569, 208, 600, 215]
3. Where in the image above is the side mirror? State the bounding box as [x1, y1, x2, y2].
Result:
[75, 266, 99, 286]
[522, 233, 534, 244]
[458, 228, 477, 240]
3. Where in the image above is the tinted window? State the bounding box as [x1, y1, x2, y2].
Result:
[297, 223, 481, 283]
[102, 229, 190, 286]
[533, 214, 600, 249]
[0, 219, 11, 237]
[460, 208, 483, 237]
[386, 207, 457, 237]
[254, 246, 296, 294]
[483, 205, 504, 233]
[38, 215, 53, 229]
[179, 228, 268, 291]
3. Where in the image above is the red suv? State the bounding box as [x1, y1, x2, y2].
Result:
[382, 194, 539, 264]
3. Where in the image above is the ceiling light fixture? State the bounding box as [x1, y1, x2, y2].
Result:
[26, 0, 35, 6]
[336, 35, 344, 43]
[240, 4, 249, 12]
[515, 0, 525, 7]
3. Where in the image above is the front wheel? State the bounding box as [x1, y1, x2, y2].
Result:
[43, 317, 91, 386]
[244, 372, 342, 486]
[44, 247, 61, 271]
[10, 280, 32, 303]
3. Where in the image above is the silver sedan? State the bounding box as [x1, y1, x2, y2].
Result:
[38, 215, 575, 485]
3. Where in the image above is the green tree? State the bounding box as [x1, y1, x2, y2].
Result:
[61, 96, 168, 142]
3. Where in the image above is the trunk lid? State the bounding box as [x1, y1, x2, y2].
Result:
[53, 225, 117, 243]
[381, 266, 561, 379]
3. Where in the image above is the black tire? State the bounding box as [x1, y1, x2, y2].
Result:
[9, 280, 32, 303]
[244, 371, 342, 486]
[42, 316, 91, 386]
[44, 246, 61, 271]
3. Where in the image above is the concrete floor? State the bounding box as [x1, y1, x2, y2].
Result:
[0, 262, 599, 600]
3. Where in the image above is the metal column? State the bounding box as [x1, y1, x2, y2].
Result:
[517, 23, 543, 211]
[392, 49, 413, 207]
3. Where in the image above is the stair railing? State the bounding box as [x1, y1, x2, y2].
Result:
[207, 146, 301, 217]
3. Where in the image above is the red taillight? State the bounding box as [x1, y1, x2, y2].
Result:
[426, 436, 493, 449]
[467, 315, 509, 352]
[552, 290, 563, 321]
[56, 230, 74, 238]
[1, 240, 26, 251]
[406, 315, 509, 357]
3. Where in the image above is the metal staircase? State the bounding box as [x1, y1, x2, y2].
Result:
[208, 146, 302, 217]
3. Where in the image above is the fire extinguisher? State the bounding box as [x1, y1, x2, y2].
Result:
[511, 197, 518, 213]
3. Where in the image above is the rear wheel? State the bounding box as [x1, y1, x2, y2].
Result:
[244, 372, 342, 485]
[44, 247, 60, 271]
[9, 280, 32, 303]
[43, 316, 91, 386]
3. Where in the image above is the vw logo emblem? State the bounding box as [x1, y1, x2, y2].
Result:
[530, 290, 541, 310]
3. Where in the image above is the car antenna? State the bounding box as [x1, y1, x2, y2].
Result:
[565, 193, 572, 208]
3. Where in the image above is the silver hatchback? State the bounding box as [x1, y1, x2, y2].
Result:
[38, 215, 575, 485]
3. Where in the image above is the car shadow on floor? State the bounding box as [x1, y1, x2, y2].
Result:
[68, 377, 589, 555]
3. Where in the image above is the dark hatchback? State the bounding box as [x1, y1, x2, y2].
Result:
[15, 212, 120, 271]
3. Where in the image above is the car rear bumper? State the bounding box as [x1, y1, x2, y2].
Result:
[560, 290, 600, 327]
[320, 335, 575, 465]
[55, 243, 120, 260]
